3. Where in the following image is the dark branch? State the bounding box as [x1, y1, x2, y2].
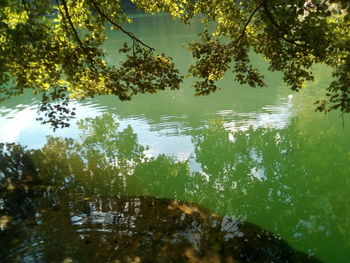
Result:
[261, 0, 306, 48]
[59, 0, 98, 72]
[230, 2, 263, 46]
[21, 0, 28, 10]
[90, 0, 155, 51]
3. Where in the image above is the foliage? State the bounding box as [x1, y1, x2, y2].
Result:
[1, 0, 350, 127]
[1, 113, 349, 261]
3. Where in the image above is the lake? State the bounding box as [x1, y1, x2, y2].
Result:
[0, 13, 349, 263]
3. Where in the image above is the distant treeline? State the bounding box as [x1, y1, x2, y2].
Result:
[120, 0, 139, 11]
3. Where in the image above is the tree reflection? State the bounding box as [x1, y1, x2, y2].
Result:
[191, 120, 350, 262]
[0, 114, 323, 262]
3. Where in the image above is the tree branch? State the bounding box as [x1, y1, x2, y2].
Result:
[90, 0, 155, 51]
[21, 0, 28, 10]
[261, 0, 306, 48]
[59, 0, 98, 72]
[232, 2, 263, 46]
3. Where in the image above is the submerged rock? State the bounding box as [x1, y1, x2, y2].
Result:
[0, 195, 321, 263]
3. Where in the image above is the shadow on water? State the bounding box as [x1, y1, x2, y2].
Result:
[1, 113, 348, 262]
[0, 171, 320, 262]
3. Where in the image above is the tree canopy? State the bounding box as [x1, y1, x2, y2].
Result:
[1, 0, 350, 127]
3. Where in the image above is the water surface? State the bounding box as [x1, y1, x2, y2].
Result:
[0, 14, 349, 263]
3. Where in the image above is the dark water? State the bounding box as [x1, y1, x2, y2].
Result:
[0, 14, 349, 262]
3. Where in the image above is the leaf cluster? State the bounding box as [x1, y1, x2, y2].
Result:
[1, 0, 350, 127]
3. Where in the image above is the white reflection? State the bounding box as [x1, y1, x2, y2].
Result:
[0, 106, 37, 143]
[223, 95, 293, 132]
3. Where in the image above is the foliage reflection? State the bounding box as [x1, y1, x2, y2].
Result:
[1, 113, 349, 262]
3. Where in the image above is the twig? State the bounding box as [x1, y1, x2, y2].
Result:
[90, 0, 154, 51]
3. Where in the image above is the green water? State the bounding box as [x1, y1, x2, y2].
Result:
[1, 14, 350, 263]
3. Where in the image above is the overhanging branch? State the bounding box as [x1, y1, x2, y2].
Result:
[261, 0, 307, 48]
[231, 2, 263, 46]
[59, 0, 98, 72]
[90, 0, 155, 51]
